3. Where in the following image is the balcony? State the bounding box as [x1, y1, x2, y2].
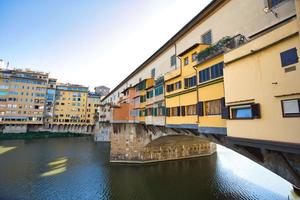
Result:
[197, 34, 247, 64]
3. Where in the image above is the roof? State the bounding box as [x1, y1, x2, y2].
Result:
[177, 43, 201, 57]
[102, 0, 224, 102]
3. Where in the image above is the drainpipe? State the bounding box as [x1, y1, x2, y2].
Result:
[193, 64, 200, 125]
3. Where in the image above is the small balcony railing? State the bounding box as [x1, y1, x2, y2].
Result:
[197, 34, 247, 64]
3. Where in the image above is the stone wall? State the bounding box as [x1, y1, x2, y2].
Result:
[109, 123, 216, 163]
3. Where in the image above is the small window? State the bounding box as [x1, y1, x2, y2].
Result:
[282, 99, 300, 117]
[280, 48, 298, 67]
[151, 68, 155, 78]
[268, 0, 286, 8]
[170, 54, 176, 67]
[230, 104, 261, 119]
[202, 30, 212, 44]
[231, 105, 252, 119]
[184, 57, 189, 66]
[192, 52, 198, 62]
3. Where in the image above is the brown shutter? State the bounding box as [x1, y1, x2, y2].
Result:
[220, 97, 230, 119]
[166, 108, 170, 117]
[177, 106, 181, 116]
[197, 101, 204, 116]
[181, 106, 186, 116]
[184, 78, 189, 89]
[251, 103, 261, 119]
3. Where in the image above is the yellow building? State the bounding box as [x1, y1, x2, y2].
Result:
[223, 17, 300, 144]
[165, 44, 208, 129]
[0, 68, 48, 126]
[86, 93, 101, 125]
[52, 83, 88, 125]
[145, 78, 154, 125]
[194, 35, 246, 135]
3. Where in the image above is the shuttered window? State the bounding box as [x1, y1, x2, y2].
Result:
[280, 48, 298, 67]
[204, 99, 222, 115]
[184, 76, 197, 88]
[187, 105, 197, 115]
[199, 62, 224, 83]
[202, 30, 212, 44]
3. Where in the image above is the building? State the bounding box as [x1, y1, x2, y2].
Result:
[44, 78, 57, 127]
[165, 43, 208, 130]
[51, 83, 89, 126]
[95, 85, 110, 97]
[223, 16, 300, 144]
[102, 0, 296, 107]
[0, 68, 48, 131]
[86, 92, 101, 125]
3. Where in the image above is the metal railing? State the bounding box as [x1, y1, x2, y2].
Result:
[197, 34, 247, 63]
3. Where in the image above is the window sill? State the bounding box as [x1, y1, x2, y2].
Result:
[198, 77, 223, 88]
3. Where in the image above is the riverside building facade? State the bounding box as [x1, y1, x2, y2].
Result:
[100, 0, 300, 160]
[0, 68, 103, 133]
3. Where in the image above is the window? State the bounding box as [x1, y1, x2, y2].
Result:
[199, 62, 224, 83]
[280, 48, 298, 67]
[151, 68, 155, 78]
[205, 99, 221, 115]
[166, 84, 174, 93]
[175, 81, 181, 90]
[199, 68, 210, 83]
[282, 99, 300, 117]
[184, 57, 189, 66]
[268, 0, 286, 8]
[170, 54, 176, 67]
[184, 76, 197, 89]
[155, 85, 164, 96]
[192, 52, 198, 62]
[202, 30, 212, 44]
[146, 90, 154, 99]
[171, 107, 180, 116]
[231, 104, 261, 119]
[187, 105, 197, 115]
[211, 62, 224, 79]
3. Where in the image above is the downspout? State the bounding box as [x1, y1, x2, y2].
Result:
[193, 64, 200, 124]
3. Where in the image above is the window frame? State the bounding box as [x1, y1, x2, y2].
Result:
[230, 105, 253, 120]
[184, 57, 189, 66]
[201, 30, 212, 44]
[281, 98, 300, 118]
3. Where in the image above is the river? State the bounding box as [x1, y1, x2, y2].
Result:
[0, 137, 295, 200]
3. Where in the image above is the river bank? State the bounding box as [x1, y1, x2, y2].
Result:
[0, 132, 91, 140]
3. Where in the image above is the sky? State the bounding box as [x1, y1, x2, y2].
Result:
[0, 0, 211, 91]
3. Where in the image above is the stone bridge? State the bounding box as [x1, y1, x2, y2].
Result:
[99, 123, 300, 191]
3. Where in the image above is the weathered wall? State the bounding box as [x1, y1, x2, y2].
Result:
[109, 123, 216, 163]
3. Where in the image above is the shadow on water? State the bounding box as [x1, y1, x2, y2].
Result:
[0, 138, 294, 200]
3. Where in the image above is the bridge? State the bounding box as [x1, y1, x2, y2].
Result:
[99, 0, 300, 192]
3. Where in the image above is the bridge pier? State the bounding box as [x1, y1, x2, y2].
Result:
[109, 123, 216, 163]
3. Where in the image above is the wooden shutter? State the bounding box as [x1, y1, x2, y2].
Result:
[166, 108, 170, 117]
[181, 106, 186, 116]
[197, 101, 204, 116]
[184, 78, 189, 89]
[177, 106, 181, 116]
[220, 97, 230, 119]
[251, 103, 261, 119]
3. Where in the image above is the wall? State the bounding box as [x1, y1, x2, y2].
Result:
[224, 19, 300, 143]
[110, 123, 216, 163]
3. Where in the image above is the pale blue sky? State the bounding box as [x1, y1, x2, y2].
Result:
[0, 0, 210, 90]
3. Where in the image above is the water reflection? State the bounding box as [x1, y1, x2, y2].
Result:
[40, 157, 68, 177]
[0, 145, 16, 155]
[0, 138, 296, 200]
